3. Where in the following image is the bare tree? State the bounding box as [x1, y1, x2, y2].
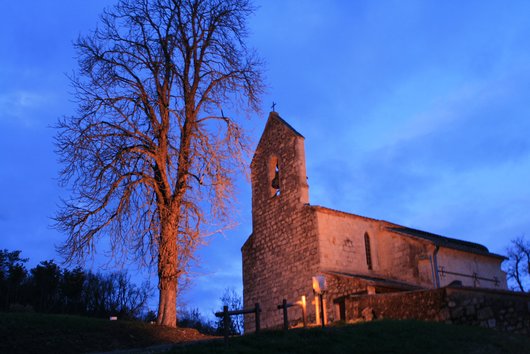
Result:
[505, 236, 530, 292]
[216, 287, 243, 335]
[55, 0, 263, 327]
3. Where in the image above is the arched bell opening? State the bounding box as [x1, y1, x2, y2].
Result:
[269, 155, 281, 197]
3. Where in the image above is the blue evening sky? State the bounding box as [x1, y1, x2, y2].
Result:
[2, 0, 530, 315]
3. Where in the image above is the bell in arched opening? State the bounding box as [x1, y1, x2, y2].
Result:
[271, 162, 280, 195]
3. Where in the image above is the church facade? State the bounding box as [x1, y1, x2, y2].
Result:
[241, 112, 507, 332]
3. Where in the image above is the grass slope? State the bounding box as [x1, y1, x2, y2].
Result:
[171, 321, 530, 354]
[0, 312, 212, 354]
[2, 312, 530, 354]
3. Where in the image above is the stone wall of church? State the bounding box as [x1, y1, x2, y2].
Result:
[242, 114, 319, 332]
[242, 206, 320, 332]
[242, 112, 508, 333]
[316, 208, 380, 274]
[437, 248, 507, 289]
[315, 207, 435, 288]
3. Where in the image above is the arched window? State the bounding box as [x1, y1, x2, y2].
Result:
[269, 156, 280, 197]
[364, 232, 372, 270]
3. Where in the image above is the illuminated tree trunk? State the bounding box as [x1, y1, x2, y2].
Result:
[157, 222, 178, 327]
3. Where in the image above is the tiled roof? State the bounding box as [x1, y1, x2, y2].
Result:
[384, 224, 506, 259]
[322, 270, 422, 290]
[310, 205, 381, 223]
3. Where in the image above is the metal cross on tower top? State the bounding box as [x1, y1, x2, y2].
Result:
[271, 102, 277, 112]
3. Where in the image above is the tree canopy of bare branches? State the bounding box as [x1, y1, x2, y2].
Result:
[55, 0, 263, 327]
[505, 236, 530, 292]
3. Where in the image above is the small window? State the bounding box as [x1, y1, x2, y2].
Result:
[364, 232, 372, 270]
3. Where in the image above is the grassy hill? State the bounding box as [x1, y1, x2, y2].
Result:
[0, 312, 213, 353]
[2, 312, 530, 354]
[172, 321, 530, 354]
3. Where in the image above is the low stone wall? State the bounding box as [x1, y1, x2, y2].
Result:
[346, 288, 446, 322]
[345, 286, 530, 335]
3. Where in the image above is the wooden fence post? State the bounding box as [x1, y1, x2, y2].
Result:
[282, 299, 289, 331]
[223, 305, 229, 344]
[255, 303, 261, 333]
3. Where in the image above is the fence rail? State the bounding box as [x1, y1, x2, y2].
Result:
[215, 303, 261, 344]
[438, 266, 500, 286]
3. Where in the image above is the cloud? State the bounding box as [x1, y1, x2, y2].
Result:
[303, 65, 530, 260]
[0, 90, 55, 127]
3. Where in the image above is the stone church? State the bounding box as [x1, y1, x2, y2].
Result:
[242, 112, 507, 332]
